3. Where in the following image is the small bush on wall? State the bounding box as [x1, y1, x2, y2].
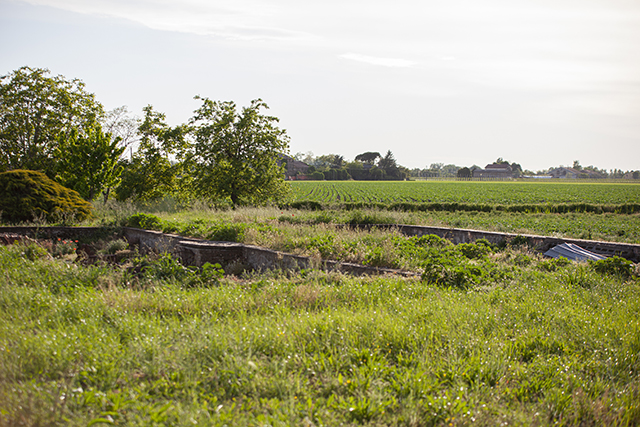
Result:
[0, 170, 92, 224]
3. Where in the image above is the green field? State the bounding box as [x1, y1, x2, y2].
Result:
[290, 181, 640, 206]
[283, 181, 640, 243]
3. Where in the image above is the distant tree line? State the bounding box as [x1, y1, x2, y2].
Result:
[0, 67, 290, 206]
[292, 150, 410, 181]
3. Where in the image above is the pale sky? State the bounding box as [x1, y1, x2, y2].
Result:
[1, 0, 639, 171]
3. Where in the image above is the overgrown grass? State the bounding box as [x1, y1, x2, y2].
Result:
[1, 243, 639, 426]
[81, 198, 640, 245]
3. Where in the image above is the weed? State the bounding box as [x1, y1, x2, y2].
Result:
[100, 239, 129, 255]
[537, 256, 571, 272]
[591, 256, 636, 279]
[20, 242, 50, 261]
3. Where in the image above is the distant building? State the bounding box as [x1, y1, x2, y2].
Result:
[548, 167, 580, 179]
[472, 163, 513, 179]
[279, 154, 310, 179]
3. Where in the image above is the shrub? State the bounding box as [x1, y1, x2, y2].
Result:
[307, 234, 336, 258]
[421, 254, 484, 290]
[0, 170, 92, 223]
[125, 213, 163, 230]
[537, 257, 571, 272]
[363, 247, 389, 267]
[20, 242, 50, 261]
[347, 210, 394, 226]
[411, 234, 452, 248]
[126, 252, 223, 287]
[457, 242, 493, 260]
[100, 239, 129, 255]
[206, 223, 246, 242]
[591, 256, 635, 279]
[287, 200, 323, 211]
[309, 171, 325, 180]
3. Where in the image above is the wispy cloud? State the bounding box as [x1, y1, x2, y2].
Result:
[340, 53, 416, 68]
[21, 0, 318, 42]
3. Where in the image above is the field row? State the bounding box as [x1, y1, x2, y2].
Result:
[289, 181, 640, 205]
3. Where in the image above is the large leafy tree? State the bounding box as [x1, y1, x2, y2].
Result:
[189, 97, 290, 205]
[116, 105, 187, 202]
[0, 66, 103, 174]
[54, 125, 125, 201]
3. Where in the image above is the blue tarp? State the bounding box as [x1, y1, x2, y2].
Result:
[544, 243, 606, 262]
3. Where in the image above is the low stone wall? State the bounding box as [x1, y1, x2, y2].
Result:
[2, 225, 638, 275]
[122, 227, 415, 276]
[353, 224, 640, 262]
[0, 226, 116, 241]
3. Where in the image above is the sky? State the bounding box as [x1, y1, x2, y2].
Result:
[1, 0, 639, 172]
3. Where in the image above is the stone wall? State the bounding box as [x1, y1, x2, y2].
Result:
[347, 224, 640, 262]
[122, 227, 414, 276]
[2, 225, 638, 275]
[392, 225, 640, 262]
[0, 226, 117, 241]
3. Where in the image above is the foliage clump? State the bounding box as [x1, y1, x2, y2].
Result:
[591, 256, 636, 279]
[206, 223, 246, 242]
[126, 252, 223, 288]
[0, 170, 92, 223]
[124, 213, 163, 230]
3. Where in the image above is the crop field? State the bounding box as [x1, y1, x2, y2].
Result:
[289, 181, 640, 206]
[282, 181, 640, 243]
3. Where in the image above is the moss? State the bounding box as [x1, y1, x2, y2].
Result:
[0, 170, 92, 224]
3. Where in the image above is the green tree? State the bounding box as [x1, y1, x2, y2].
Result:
[378, 150, 400, 178]
[54, 125, 124, 201]
[457, 167, 471, 178]
[189, 97, 290, 205]
[0, 66, 103, 175]
[116, 106, 187, 202]
[355, 151, 381, 164]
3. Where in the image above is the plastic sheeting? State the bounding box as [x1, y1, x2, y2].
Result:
[544, 243, 606, 262]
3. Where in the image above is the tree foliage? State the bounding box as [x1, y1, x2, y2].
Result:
[0, 170, 92, 223]
[355, 151, 381, 164]
[189, 97, 290, 205]
[0, 66, 103, 174]
[116, 105, 187, 202]
[457, 167, 471, 178]
[54, 125, 125, 201]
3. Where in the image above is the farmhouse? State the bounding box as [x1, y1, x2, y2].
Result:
[472, 163, 513, 179]
[279, 154, 310, 179]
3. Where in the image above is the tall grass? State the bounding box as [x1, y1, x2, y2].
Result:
[1, 243, 639, 425]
